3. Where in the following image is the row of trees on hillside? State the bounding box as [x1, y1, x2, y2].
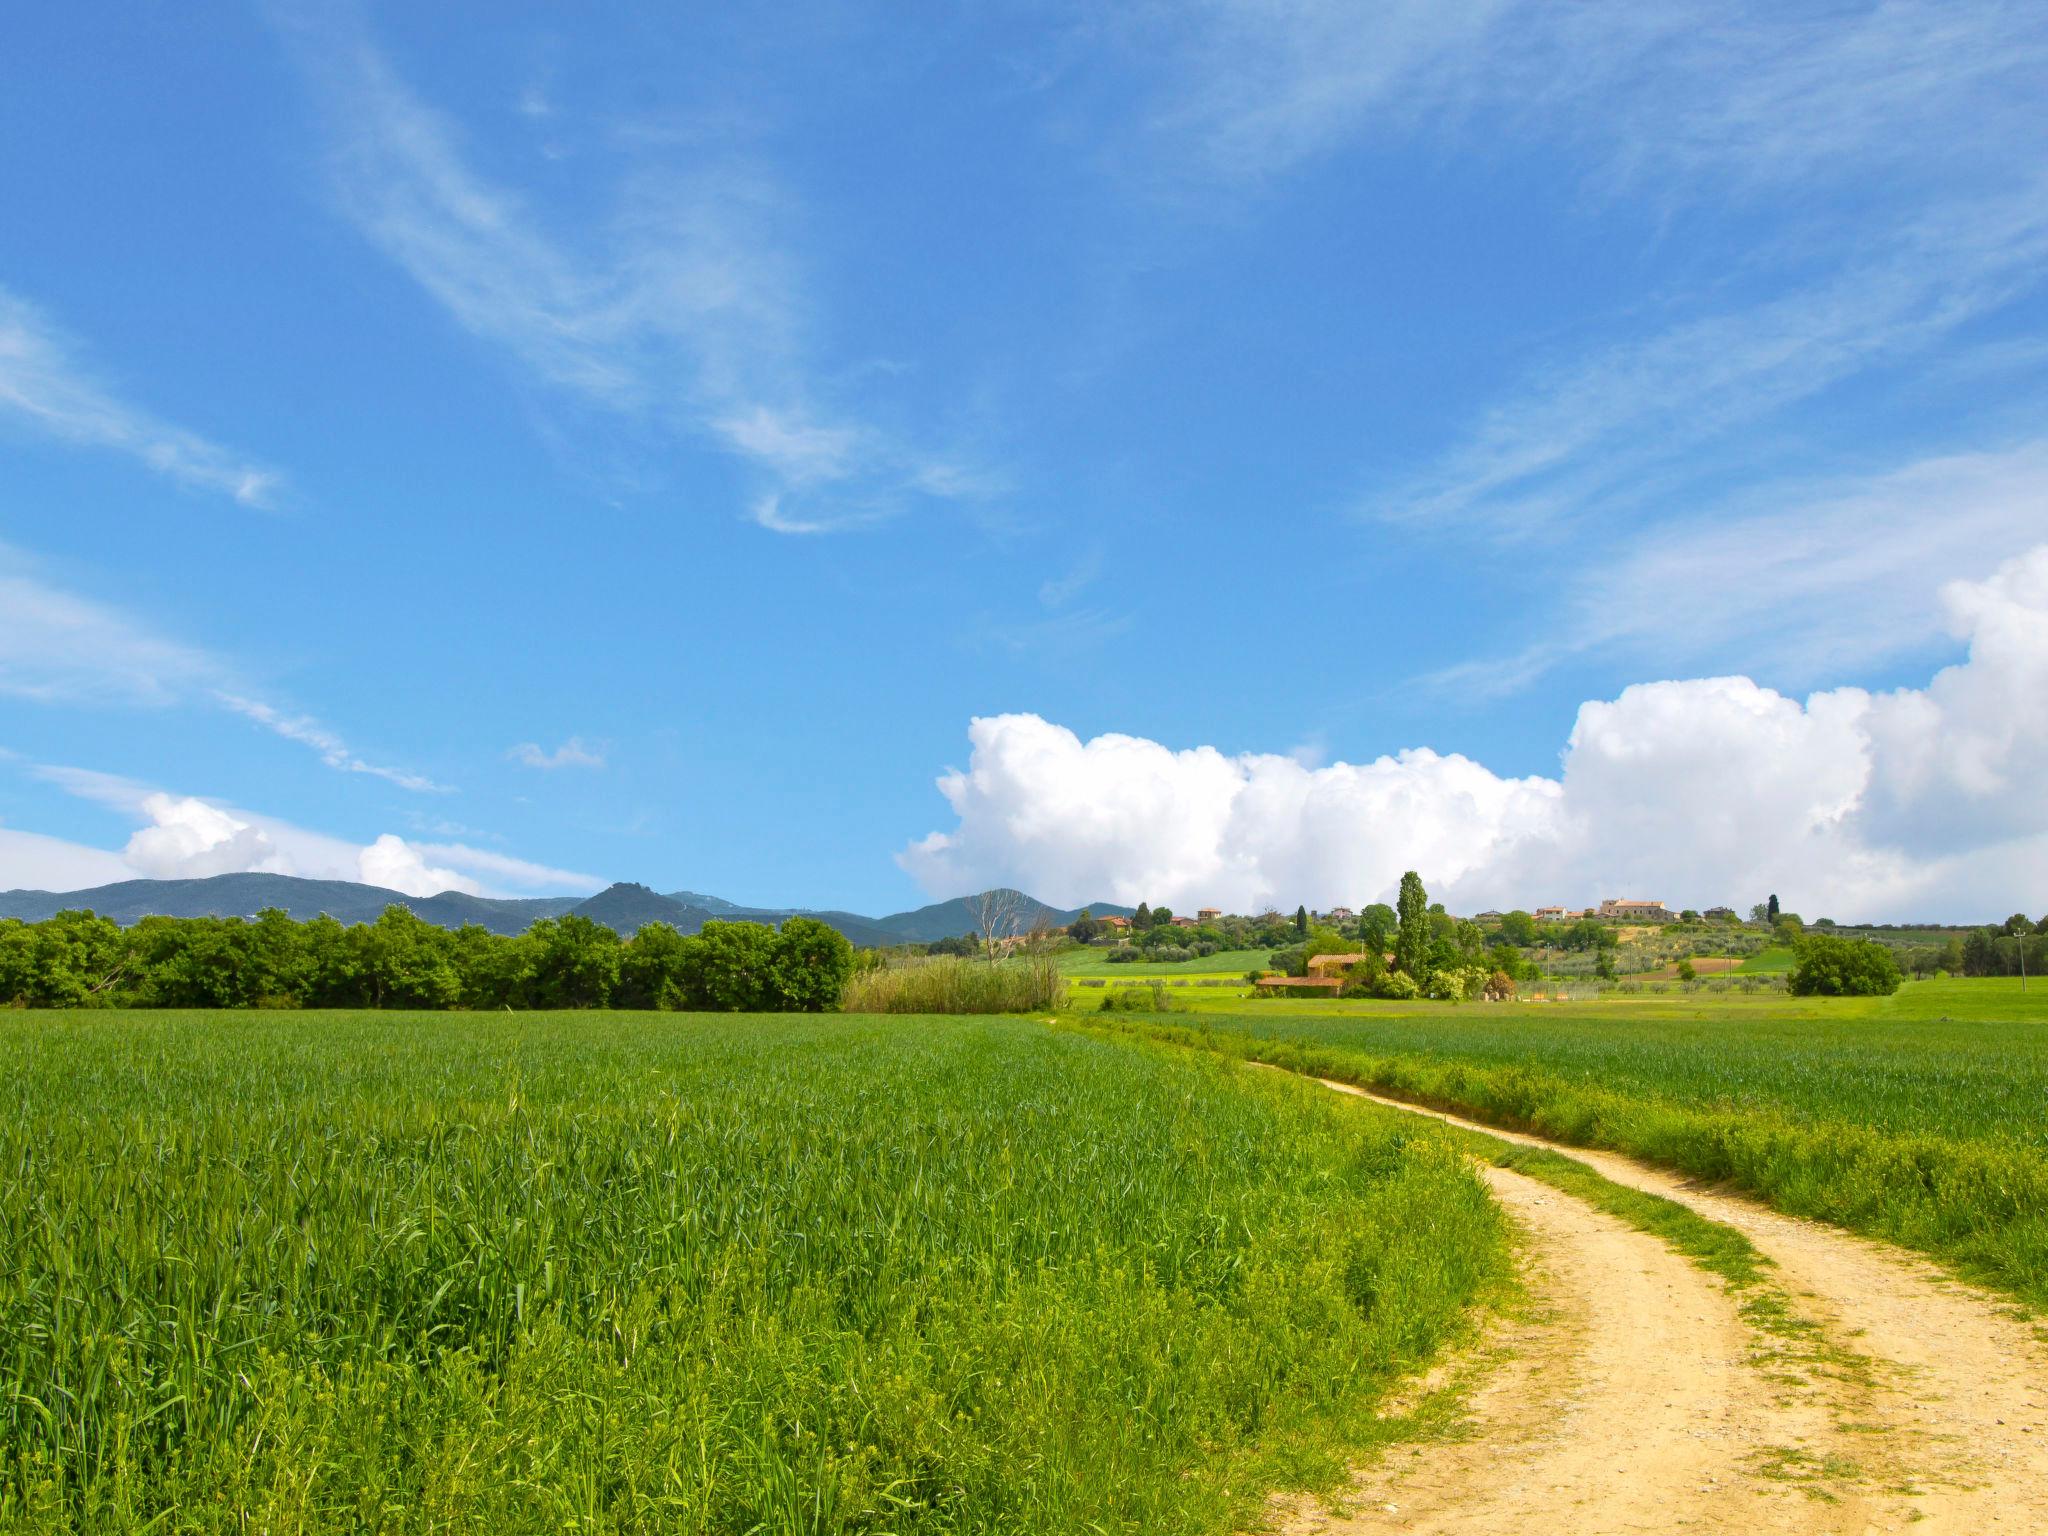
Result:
[0, 907, 854, 1012]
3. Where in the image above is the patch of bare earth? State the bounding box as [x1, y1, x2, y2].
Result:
[1273, 1077, 2048, 1534]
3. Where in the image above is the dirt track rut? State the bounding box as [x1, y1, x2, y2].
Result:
[1276, 1075, 2048, 1535]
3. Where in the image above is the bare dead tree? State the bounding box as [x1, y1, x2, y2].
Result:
[967, 887, 1029, 963]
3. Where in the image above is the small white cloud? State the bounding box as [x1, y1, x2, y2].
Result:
[507, 737, 606, 770]
[357, 833, 478, 897]
[123, 794, 290, 880]
[0, 286, 283, 507]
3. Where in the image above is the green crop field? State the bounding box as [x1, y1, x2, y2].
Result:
[1736, 946, 1797, 973]
[1058, 947, 1270, 977]
[1099, 979, 2048, 1309]
[0, 1010, 1505, 1535]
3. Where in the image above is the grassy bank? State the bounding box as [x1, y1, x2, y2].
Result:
[1092, 979, 2048, 1311]
[0, 1009, 1507, 1534]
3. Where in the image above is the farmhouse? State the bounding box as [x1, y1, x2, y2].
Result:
[1251, 951, 1371, 996]
[1704, 906, 1738, 921]
[1325, 906, 1356, 924]
[1532, 906, 1586, 921]
[1598, 898, 1678, 922]
[1253, 975, 1343, 993]
[1097, 914, 1132, 931]
[1197, 907, 1222, 922]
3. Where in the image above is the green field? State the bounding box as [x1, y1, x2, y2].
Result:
[0, 1010, 1504, 1534]
[1101, 979, 2048, 1308]
[1058, 947, 1269, 977]
[1735, 946, 1797, 973]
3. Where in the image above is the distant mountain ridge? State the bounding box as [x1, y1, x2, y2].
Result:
[0, 873, 1133, 945]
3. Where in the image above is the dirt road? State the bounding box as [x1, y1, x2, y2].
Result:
[1275, 1075, 2048, 1535]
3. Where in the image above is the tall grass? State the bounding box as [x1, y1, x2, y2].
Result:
[840, 954, 1065, 1013]
[0, 1009, 1505, 1533]
[1100, 978, 2048, 1310]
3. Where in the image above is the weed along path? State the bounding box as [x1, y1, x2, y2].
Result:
[1283, 1073, 2048, 1535]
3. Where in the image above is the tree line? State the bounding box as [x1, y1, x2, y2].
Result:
[0, 906, 855, 1011]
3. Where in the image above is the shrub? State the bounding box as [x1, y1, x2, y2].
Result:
[1788, 934, 1903, 997]
[1375, 970, 1421, 1001]
[1098, 983, 1178, 1013]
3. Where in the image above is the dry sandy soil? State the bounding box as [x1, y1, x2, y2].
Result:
[1267, 1077, 2048, 1536]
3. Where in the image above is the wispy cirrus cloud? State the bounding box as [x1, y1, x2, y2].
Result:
[1, 542, 445, 792]
[1374, 190, 2048, 534]
[1420, 439, 2048, 698]
[507, 737, 605, 771]
[0, 287, 282, 507]
[218, 694, 451, 792]
[1132, 2, 2048, 541]
[279, 14, 989, 534]
[1141, 0, 2048, 195]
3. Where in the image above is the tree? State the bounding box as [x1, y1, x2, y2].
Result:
[967, 888, 1030, 962]
[1497, 909, 1538, 947]
[1068, 909, 1100, 943]
[1359, 903, 1395, 953]
[1675, 958, 1697, 982]
[679, 920, 778, 1010]
[1595, 950, 1618, 981]
[1151, 906, 1174, 928]
[769, 916, 854, 1012]
[1394, 871, 1429, 978]
[1767, 894, 1781, 923]
[1133, 901, 1153, 932]
[2005, 912, 2036, 937]
[526, 914, 621, 1008]
[616, 921, 692, 1008]
[354, 906, 459, 1009]
[1788, 934, 1902, 997]
[1772, 914, 1805, 946]
[1749, 902, 1771, 925]
[1294, 905, 1309, 937]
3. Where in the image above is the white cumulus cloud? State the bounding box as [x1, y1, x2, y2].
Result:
[902, 546, 2048, 922]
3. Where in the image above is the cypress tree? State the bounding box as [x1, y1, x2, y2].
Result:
[1134, 901, 1152, 930]
[1294, 905, 1309, 937]
[1395, 871, 1430, 978]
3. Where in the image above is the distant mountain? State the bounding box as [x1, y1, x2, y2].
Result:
[0, 873, 1133, 946]
[874, 889, 1134, 943]
[663, 889, 750, 915]
[0, 873, 581, 934]
[567, 883, 717, 936]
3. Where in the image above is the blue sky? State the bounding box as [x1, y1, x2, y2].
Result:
[4, 2, 2047, 919]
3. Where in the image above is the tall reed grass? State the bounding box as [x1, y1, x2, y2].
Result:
[840, 954, 1065, 1013]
